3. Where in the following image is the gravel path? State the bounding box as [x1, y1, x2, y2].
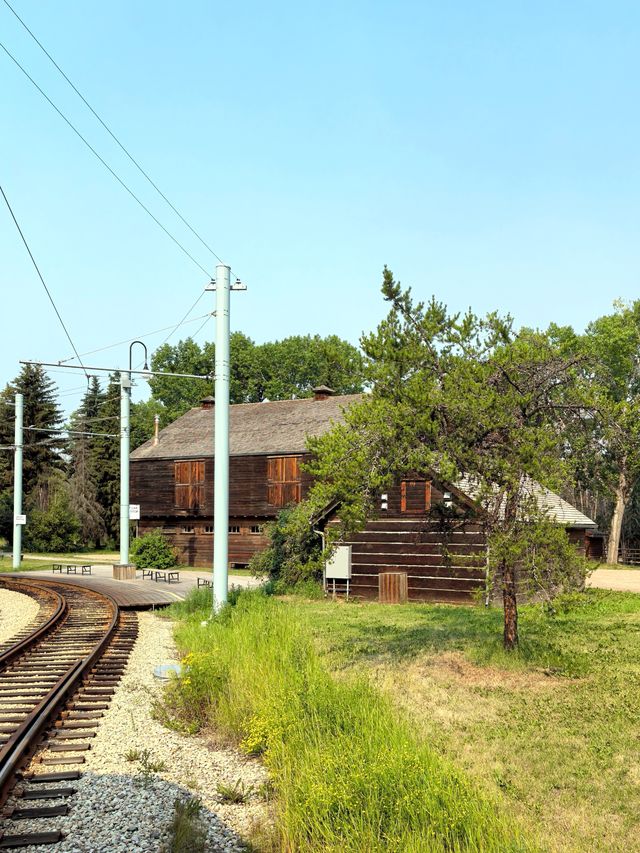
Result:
[0, 587, 40, 645]
[7, 611, 268, 852]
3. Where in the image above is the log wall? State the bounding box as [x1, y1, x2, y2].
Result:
[326, 482, 487, 603]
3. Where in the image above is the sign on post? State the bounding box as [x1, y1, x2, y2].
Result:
[14, 514, 26, 525]
[129, 504, 140, 521]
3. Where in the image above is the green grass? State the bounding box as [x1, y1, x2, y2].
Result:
[293, 590, 640, 853]
[0, 557, 57, 572]
[162, 590, 529, 853]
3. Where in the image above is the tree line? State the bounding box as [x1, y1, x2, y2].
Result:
[0, 334, 366, 551]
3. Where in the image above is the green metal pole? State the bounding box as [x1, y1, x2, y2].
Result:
[12, 393, 23, 570]
[119, 373, 131, 566]
[213, 264, 231, 612]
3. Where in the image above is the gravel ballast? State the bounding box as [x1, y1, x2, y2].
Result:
[6, 611, 268, 852]
[0, 587, 40, 645]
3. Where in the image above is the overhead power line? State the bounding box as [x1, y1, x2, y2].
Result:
[2, 0, 226, 268]
[0, 183, 89, 379]
[0, 40, 212, 278]
[59, 311, 212, 364]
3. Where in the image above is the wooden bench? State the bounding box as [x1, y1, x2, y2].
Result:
[0, 552, 23, 561]
[197, 577, 212, 589]
[154, 570, 180, 584]
[141, 568, 155, 580]
[53, 563, 91, 575]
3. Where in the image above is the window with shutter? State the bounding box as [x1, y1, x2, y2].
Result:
[174, 460, 205, 509]
[267, 456, 302, 507]
[400, 480, 432, 514]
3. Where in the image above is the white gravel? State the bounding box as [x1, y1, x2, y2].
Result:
[0, 587, 40, 645]
[7, 611, 268, 852]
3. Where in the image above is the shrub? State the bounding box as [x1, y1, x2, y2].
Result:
[249, 503, 323, 585]
[24, 488, 82, 552]
[130, 530, 177, 568]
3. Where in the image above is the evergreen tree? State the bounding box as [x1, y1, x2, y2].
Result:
[0, 365, 66, 541]
[90, 374, 121, 543]
[68, 377, 107, 547]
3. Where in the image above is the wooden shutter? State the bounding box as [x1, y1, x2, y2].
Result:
[267, 456, 301, 507]
[175, 460, 205, 509]
[175, 461, 190, 508]
[400, 480, 431, 514]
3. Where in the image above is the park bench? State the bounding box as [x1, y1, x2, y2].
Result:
[52, 563, 91, 575]
[154, 570, 180, 584]
[197, 577, 212, 589]
[141, 568, 155, 580]
[0, 552, 23, 561]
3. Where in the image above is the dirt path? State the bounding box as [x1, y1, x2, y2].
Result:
[587, 568, 640, 593]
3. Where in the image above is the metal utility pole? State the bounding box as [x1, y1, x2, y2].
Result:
[118, 342, 149, 573]
[12, 393, 23, 570]
[208, 264, 245, 612]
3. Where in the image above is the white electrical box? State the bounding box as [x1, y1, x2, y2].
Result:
[325, 545, 352, 580]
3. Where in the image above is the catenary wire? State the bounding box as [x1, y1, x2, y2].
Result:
[2, 0, 227, 268]
[0, 183, 89, 379]
[58, 312, 212, 364]
[0, 40, 212, 278]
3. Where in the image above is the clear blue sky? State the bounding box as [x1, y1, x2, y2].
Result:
[2, 1, 639, 412]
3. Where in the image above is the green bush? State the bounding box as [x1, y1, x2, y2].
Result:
[162, 591, 529, 852]
[249, 503, 323, 585]
[130, 530, 177, 569]
[24, 489, 82, 552]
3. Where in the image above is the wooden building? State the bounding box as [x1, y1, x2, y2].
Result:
[130, 388, 597, 602]
[317, 478, 598, 603]
[129, 387, 360, 567]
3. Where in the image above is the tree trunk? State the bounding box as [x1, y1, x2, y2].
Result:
[606, 467, 628, 565]
[502, 557, 519, 650]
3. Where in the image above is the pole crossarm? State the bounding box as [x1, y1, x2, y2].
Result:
[20, 361, 212, 380]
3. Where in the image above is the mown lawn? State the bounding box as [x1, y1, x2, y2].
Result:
[295, 590, 640, 853]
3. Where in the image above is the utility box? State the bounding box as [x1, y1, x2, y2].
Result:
[325, 545, 352, 580]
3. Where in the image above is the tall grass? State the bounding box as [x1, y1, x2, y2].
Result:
[165, 591, 531, 853]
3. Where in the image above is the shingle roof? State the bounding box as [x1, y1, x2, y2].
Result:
[130, 394, 363, 461]
[456, 477, 597, 528]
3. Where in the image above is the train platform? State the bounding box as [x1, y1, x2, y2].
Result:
[2, 565, 261, 610]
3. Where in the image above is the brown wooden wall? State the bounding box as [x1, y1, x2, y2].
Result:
[326, 481, 487, 604]
[138, 518, 268, 567]
[130, 453, 313, 520]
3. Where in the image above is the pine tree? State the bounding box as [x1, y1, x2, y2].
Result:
[90, 374, 121, 543]
[0, 364, 66, 501]
[68, 377, 107, 547]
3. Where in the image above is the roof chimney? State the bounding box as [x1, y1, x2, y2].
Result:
[313, 385, 335, 401]
[152, 414, 160, 446]
[201, 396, 215, 410]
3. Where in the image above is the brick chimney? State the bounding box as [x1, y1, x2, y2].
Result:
[313, 385, 335, 401]
[201, 396, 215, 410]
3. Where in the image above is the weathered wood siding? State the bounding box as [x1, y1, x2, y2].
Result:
[130, 454, 312, 567]
[131, 454, 312, 519]
[326, 482, 487, 603]
[137, 517, 268, 567]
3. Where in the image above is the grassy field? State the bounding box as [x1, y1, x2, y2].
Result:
[295, 590, 640, 853]
[164, 591, 530, 852]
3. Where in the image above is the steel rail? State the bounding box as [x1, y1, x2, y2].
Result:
[0, 581, 66, 670]
[0, 579, 120, 805]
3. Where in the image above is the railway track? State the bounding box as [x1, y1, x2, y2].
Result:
[0, 578, 138, 849]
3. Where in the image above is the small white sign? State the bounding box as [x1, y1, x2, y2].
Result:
[14, 514, 26, 525]
[129, 504, 140, 520]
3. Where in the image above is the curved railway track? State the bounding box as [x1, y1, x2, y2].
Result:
[0, 578, 138, 849]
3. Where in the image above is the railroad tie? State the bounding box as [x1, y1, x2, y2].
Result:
[0, 831, 63, 848]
